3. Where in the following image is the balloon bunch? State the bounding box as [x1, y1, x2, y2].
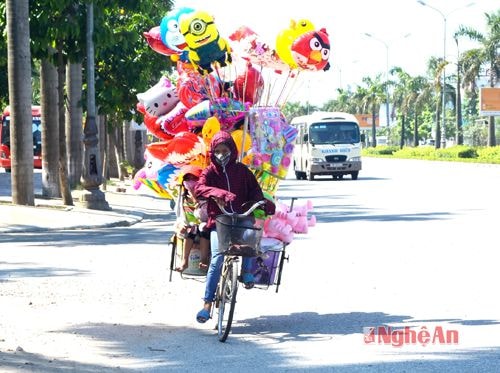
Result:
[136, 9, 330, 200]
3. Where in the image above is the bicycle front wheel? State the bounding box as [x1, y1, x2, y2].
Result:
[217, 258, 239, 342]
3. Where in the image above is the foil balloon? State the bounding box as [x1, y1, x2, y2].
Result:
[231, 128, 253, 165]
[201, 116, 221, 149]
[160, 7, 194, 53]
[233, 63, 264, 104]
[143, 112, 173, 141]
[229, 26, 289, 73]
[179, 10, 232, 75]
[291, 28, 331, 71]
[276, 19, 315, 69]
[156, 102, 190, 136]
[143, 26, 178, 57]
[137, 76, 179, 117]
[176, 61, 222, 108]
[185, 98, 248, 131]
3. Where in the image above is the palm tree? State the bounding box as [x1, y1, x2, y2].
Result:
[40, 58, 60, 198]
[360, 75, 385, 147]
[456, 10, 500, 146]
[6, 0, 34, 205]
[390, 68, 413, 148]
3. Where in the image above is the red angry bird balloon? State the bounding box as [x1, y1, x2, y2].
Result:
[291, 28, 331, 71]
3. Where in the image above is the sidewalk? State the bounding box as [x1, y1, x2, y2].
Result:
[0, 175, 173, 233]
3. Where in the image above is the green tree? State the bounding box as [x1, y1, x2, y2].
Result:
[359, 75, 385, 147]
[456, 10, 500, 146]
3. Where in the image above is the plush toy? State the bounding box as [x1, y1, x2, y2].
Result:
[290, 200, 316, 233]
[263, 217, 294, 244]
[137, 77, 179, 117]
[179, 10, 232, 75]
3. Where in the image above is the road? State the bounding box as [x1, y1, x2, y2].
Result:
[1, 158, 500, 372]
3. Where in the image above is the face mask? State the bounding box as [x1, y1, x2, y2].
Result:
[215, 152, 231, 167]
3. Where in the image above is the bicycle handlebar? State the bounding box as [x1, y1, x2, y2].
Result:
[215, 199, 266, 217]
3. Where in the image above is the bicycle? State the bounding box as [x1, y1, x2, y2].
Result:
[211, 200, 289, 342]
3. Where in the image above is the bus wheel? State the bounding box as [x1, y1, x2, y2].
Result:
[351, 172, 359, 180]
[295, 171, 302, 180]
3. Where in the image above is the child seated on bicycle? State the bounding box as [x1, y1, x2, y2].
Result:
[174, 165, 210, 272]
[193, 131, 275, 323]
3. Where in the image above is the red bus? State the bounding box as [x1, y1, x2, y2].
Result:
[0, 105, 42, 172]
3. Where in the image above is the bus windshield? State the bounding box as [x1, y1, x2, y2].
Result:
[309, 122, 360, 145]
[1, 116, 42, 155]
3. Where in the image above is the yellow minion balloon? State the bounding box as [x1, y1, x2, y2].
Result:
[179, 11, 232, 75]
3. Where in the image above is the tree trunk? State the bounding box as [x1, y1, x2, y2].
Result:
[108, 125, 124, 180]
[66, 62, 83, 188]
[123, 121, 133, 165]
[413, 113, 419, 147]
[456, 67, 463, 145]
[40, 58, 60, 198]
[488, 116, 496, 147]
[56, 45, 73, 206]
[101, 115, 108, 191]
[400, 115, 405, 149]
[133, 130, 145, 170]
[371, 107, 377, 148]
[6, 0, 34, 205]
[434, 100, 441, 149]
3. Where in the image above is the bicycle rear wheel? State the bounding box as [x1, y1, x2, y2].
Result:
[217, 258, 239, 342]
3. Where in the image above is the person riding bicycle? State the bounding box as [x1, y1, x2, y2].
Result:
[193, 130, 275, 323]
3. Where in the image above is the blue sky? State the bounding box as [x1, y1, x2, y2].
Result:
[172, 0, 498, 105]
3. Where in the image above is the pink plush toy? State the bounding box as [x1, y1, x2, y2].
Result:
[263, 217, 294, 243]
[290, 200, 316, 233]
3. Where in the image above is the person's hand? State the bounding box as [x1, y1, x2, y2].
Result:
[213, 197, 226, 207]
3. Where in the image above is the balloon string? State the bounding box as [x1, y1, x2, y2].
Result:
[280, 70, 301, 109]
[274, 70, 293, 106]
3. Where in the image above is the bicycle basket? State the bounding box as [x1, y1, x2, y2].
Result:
[215, 215, 264, 257]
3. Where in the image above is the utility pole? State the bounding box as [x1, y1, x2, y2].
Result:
[80, 2, 109, 210]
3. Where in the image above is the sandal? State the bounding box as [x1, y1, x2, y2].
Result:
[242, 272, 255, 289]
[196, 308, 211, 324]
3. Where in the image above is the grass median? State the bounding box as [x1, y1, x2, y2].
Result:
[362, 145, 500, 164]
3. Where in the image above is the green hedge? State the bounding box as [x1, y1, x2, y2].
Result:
[362, 145, 500, 164]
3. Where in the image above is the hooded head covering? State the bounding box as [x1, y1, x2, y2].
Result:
[209, 131, 238, 167]
[178, 164, 202, 184]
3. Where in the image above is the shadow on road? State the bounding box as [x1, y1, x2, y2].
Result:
[1, 313, 498, 372]
[0, 262, 89, 283]
[0, 220, 175, 246]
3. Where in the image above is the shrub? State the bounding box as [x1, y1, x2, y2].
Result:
[457, 148, 478, 158]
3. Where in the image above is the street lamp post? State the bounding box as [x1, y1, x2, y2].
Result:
[80, 2, 109, 210]
[417, 1, 475, 148]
